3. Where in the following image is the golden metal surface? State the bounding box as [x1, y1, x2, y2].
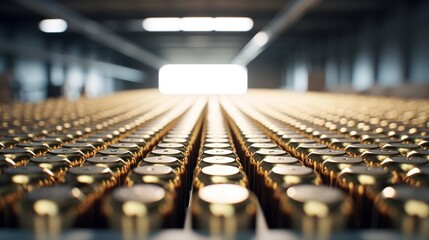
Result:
[191, 184, 257, 236]
[280, 185, 352, 237]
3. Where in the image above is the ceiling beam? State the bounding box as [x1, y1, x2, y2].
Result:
[13, 0, 169, 70]
[0, 39, 145, 82]
[231, 0, 321, 66]
[46, 0, 288, 15]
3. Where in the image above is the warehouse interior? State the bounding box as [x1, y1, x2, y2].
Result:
[0, 0, 428, 102]
[1, 1, 429, 238]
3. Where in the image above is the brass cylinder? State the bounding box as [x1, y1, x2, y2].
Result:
[193, 165, 248, 192]
[104, 184, 174, 239]
[191, 184, 257, 238]
[374, 185, 429, 237]
[279, 184, 353, 238]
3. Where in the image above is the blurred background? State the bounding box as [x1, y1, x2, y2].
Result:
[0, 0, 428, 102]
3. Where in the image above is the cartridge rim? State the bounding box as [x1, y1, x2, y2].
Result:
[198, 184, 249, 204]
[113, 185, 166, 203]
[201, 165, 240, 176]
[202, 156, 236, 164]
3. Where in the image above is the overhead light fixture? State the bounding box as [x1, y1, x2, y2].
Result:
[142, 17, 181, 32]
[142, 17, 253, 32]
[159, 64, 247, 94]
[252, 32, 269, 47]
[180, 17, 214, 32]
[213, 17, 253, 31]
[39, 19, 68, 33]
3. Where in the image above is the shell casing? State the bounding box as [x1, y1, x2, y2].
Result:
[404, 166, 429, 187]
[360, 134, 392, 144]
[250, 149, 289, 191]
[125, 165, 180, 191]
[16, 142, 50, 156]
[196, 156, 243, 172]
[265, 164, 322, 227]
[406, 149, 429, 161]
[329, 138, 361, 150]
[319, 134, 347, 145]
[62, 165, 117, 197]
[274, 130, 297, 139]
[374, 185, 429, 237]
[284, 137, 314, 153]
[0, 138, 18, 148]
[0, 166, 56, 191]
[286, 138, 317, 154]
[0, 156, 16, 170]
[62, 143, 97, 158]
[157, 143, 187, 154]
[29, 156, 73, 180]
[97, 148, 136, 167]
[16, 186, 85, 234]
[160, 138, 189, 156]
[118, 137, 147, 148]
[198, 149, 238, 161]
[279, 185, 353, 237]
[279, 135, 306, 151]
[84, 156, 129, 182]
[361, 149, 402, 167]
[380, 156, 427, 181]
[381, 143, 420, 156]
[337, 166, 396, 228]
[104, 185, 174, 237]
[243, 133, 266, 139]
[312, 130, 337, 140]
[47, 148, 86, 167]
[256, 156, 301, 200]
[160, 138, 189, 149]
[345, 144, 379, 157]
[193, 165, 248, 192]
[321, 156, 365, 186]
[133, 129, 156, 136]
[76, 138, 106, 150]
[280, 134, 306, 148]
[109, 143, 143, 159]
[89, 133, 115, 145]
[307, 149, 347, 171]
[139, 156, 186, 193]
[200, 143, 231, 153]
[295, 143, 328, 162]
[244, 142, 282, 178]
[205, 134, 229, 139]
[148, 148, 187, 165]
[165, 133, 189, 140]
[419, 140, 429, 150]
[125, 165, 184, 226]
[191, 184, 257, 236]
[139, 156, 184, 174]
[246, 143, 281, 159]
[45, 134, 74, 144]
[32, 138, 63, 149]
[401, 134, 429, 144]
[0, 148, 36, 166]
[244, 138, 273, 148]
[127, 133, 155, 146]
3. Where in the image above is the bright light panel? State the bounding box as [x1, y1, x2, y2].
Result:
[252, 32, 269, 47]
[180, 17, 214, 31]
[142, 18, 181, 32]
[213, 17, 253, 31]
[142, 17, 253, 32]
[39, 19, 68, 33]
[159, 64, 247, 94]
